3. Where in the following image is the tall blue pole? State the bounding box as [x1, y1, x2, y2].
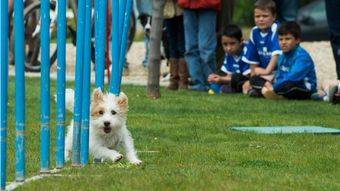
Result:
[118, 0, 133, 84]
[56, 0, 67, 169]
[14, 0, 26, 181]
[40, 0, 51, 173]
[110, 0, 133, 95]
[73, 0, 86, 166]
[0, 0, 9, 189]
[109, 0, 121, 95]
[94, 0, 107, 89]
[118, 0, 126, 51]
[80, 0, 92, 165]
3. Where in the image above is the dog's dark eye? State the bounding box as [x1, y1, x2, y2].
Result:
[111, 110, 116, 115]
[99, 110, 104, 115]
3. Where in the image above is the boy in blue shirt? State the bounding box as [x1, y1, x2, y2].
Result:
[242, 0, 281, 97]
[208, 24, 250, 93]
[262, 21, 317, 100]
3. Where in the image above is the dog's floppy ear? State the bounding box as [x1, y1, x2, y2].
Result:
[92, 88, 104, 103]
[117, 92, 128, 113]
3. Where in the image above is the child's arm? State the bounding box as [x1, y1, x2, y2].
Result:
[208, 73, 232, 84]
[254, 54, 279, 75]
[250, 64, 258, 76]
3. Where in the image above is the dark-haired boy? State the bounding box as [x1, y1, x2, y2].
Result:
[242, 0, 281, 97]
[208, 24, 250, 94]
[262, 21, 317, 100]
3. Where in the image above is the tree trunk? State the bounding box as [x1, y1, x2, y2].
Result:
[147, 0, 165, 99]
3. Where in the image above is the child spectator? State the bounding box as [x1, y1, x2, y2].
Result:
[261, 21, 317, 100]
[242, 0, 281, 97]
[207, 24, 250, 94]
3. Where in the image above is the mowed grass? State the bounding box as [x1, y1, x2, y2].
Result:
[4, 77, 340, 191]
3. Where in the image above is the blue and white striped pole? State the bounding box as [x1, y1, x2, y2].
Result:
[110, 0, 133, 95]
[80, 0, 92, 165]
[118, 0, 133, 85]
[94, 0, 107, 89]
[109, 0, 120, 95]
[0, 0, 9, 189]
[72, 0, 86, 166]
[56, 0, 67, 169]
[14, 0, 26, 181]
[118, 0, 126, 50]
[40, 0, 51, 173]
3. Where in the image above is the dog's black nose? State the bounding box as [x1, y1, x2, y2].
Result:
[104, 121, 110, 127]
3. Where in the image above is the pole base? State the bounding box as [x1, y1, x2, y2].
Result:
[40, 168, 50, 174]
[15, 177, 25, 182]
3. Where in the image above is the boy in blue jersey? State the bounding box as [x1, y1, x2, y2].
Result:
[208, 24, 250, 94]
[262, 21, 317, 100]
[242, 0, 281, 97]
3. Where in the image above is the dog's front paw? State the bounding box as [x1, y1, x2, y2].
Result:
[112, 154, 123, 162]
[130, 158, 142, 165]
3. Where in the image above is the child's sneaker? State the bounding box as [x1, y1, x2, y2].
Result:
[209, 83, 221, 94]
[311, 92, 325, 101]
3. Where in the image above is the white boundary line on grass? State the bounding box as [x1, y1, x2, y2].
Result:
[6, 150, 159, 190]
[6, 169, 63, 191]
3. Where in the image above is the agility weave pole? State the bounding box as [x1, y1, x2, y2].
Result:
[0, 0, 9, 190]
[0, 0, 133, 190]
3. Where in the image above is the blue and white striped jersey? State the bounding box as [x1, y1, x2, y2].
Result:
[242, 22, 281, 69]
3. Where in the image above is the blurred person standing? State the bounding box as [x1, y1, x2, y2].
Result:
[325, 0, 340, 82]
[135, 0, 153, 67]
[163, 0, 189, 90]
[178, 0, 220, 91]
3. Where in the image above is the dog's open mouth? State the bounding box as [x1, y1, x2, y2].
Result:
[103, 127, 112, 133]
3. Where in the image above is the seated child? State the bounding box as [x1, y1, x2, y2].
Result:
[242, 0, 281, 97]
[207, 24, 250, 94]
[261, 21, 317, 100]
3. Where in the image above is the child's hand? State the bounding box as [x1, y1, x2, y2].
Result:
[208, 74, 219, 83]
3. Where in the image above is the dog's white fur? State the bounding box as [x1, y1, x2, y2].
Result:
[64, 88, 141, 165]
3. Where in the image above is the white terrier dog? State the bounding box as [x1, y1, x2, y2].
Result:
[64, 88, 142, 165]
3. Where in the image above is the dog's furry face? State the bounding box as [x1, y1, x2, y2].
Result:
[90, 89, 128, 136]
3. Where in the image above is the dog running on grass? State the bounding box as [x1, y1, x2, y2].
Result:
[63, 88, 142, 165]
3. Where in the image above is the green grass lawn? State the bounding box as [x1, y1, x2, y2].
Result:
[4, 77, 340, 191]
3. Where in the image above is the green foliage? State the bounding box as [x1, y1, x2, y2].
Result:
[233, 0, 254, 27]
[4, 78, 340, 190]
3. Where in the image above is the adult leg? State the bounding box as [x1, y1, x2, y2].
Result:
[198, 9, 217, 83]
[183, 9, 206, 90]
[175, 16, 189, 89]
[164, 18, 179, 90]
[325, 0, 340, 80]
